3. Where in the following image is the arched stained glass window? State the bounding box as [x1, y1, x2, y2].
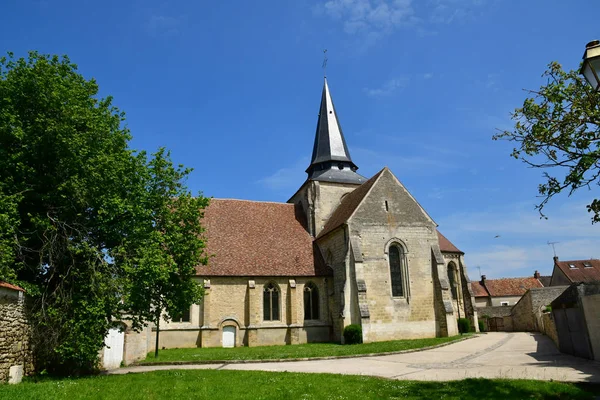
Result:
[303, 282, 319, 320]
[263, 283, 280, 321]
[389, 245, 405, 297]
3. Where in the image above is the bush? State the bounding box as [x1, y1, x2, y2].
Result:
[343, 324, 362, 345]
[478, 320, 485, 332]
[457, 318, 471, 334]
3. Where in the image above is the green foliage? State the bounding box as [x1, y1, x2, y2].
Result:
[478, 320, 485, 332]
[343, 324, 363, 345]
[458, 318, 471, 334]
[493, 62, 600, 223]
[1, 371, 597, 400]
[0, 51, 208, 375]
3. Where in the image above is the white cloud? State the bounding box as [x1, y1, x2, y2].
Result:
[146, 15, 186, 36]
[437, 201, 600, 279]
[257, 157, 309, 192]
[364, 76, 410, 97]
[317, 0, 417, 39]
[314, 0, 487, 42]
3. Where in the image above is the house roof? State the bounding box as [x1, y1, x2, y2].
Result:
[437, 231, 463, 254]
[483, 277, 543, 297]
[470, 281, 489, 297]
[0, 281, 25, 292]
[316, 168, 385, 239]
[554, 259, 600, 284]
[196, 199, 330, 277]
[538, 276, 552, 287]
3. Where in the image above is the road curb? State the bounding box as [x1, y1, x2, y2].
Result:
[130, 335, 477, 367]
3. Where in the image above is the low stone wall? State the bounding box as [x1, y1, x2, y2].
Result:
[0, 286, 32, 383]
[540, 312, 559, 348]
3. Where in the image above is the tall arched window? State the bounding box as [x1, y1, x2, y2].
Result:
[263, 283, 280, 321]
[303, 282, 319, 321]
[389, 245, 405, 297]
[448, 262, 458, 299]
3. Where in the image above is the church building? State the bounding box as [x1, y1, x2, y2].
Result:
[149, 78, 479, 350]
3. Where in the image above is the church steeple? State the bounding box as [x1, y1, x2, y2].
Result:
[306, 78, 366, 185]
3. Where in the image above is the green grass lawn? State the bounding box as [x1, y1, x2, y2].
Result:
[1, 370, 598, 400]
[141, 335, 470, 364]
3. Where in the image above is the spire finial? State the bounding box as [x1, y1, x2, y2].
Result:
[322, 49, 328, 78]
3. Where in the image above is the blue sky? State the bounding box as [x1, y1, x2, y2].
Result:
[2, 0, 599, 279]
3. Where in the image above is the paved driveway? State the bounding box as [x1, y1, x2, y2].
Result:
[113, 332, 600, 382]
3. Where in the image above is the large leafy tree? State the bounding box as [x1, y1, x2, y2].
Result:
[0, 52, 208, 375]
[494, 62, 600, 223]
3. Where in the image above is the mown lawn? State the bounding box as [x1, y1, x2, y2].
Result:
[1, 370, 598, 400]
[141, 335, 470, 363]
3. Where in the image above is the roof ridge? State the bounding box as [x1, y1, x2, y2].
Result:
[316, 168, 385, 239]
[211, 198, 290, 205]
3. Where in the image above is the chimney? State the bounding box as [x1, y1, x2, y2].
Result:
[553, 256, 559, 263]
[481, 275, 486, 283]
[534, 270, 541, 279]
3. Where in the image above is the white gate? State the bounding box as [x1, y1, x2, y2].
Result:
[103, 327, 124, 369]
[222, 326, 236, 348]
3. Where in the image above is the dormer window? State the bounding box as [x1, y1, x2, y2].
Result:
[569, 264, 577, 269]
[584, 262, 593, 268]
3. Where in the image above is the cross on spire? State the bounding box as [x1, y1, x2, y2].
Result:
[322, 49, 328, 77]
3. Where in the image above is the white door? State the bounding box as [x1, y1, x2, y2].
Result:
[222, 326, 236, 348]
[103, 327, 124, 369]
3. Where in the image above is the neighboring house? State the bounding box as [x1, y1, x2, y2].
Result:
[550, 257, 600, 286]
[474, 273, 545, 307]
[146, 78, 478, 351]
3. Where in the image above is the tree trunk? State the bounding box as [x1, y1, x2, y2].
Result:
[154, 317, 160, 358]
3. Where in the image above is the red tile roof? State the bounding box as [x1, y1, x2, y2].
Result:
[0, 281, 25, 292]
[196, 199, 330, 277]
[555, 259, 600, 283]
[470, 281, 489, 297]
[437, 231, 463, 254]
[317, 169, 384, 239]
[483, 277, 543, 297]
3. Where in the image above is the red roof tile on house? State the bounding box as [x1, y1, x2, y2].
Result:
[437, 231, 463, 254]
[470, 281, 489, 297]
[555, 259, 600, 283]
[483, 277, 543, 297]
[317, 169, 385, 239]
[196, 199, 330, 277]
[0, 281, 25, 292]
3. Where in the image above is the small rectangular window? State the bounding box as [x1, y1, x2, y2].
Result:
[176, 307, 191, 323]
[584, 262, 593, 268]
[500, 301, 509, 306]
[569, 264, 577, 269]
[385, 201, 389, 211]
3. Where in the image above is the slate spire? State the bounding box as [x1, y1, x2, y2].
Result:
[306, 78, 365, 184]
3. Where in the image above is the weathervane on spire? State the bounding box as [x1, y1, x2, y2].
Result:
[322, 49, 328, 77]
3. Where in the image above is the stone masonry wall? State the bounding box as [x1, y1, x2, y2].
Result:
[347, 169, 441, 341]
[0, 287, 32, 383]
[149, 276, 331, 350]
[512, 287, 568, 332]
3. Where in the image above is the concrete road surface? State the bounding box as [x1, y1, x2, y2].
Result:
[111, 332, 600, 382]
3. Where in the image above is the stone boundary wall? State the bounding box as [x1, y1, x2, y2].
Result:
[511, 286, 567, 333]
[541, 312, 559, 348]
[0, 286, 32, 383]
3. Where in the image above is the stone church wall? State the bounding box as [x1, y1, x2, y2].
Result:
[347, 170, 441, 341]
[149, 276, 331, 350]
[0, 287, 32, 383]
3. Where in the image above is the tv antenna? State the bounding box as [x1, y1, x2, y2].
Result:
[476, 266, 482, 279]
[547, 241, 560, 257]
